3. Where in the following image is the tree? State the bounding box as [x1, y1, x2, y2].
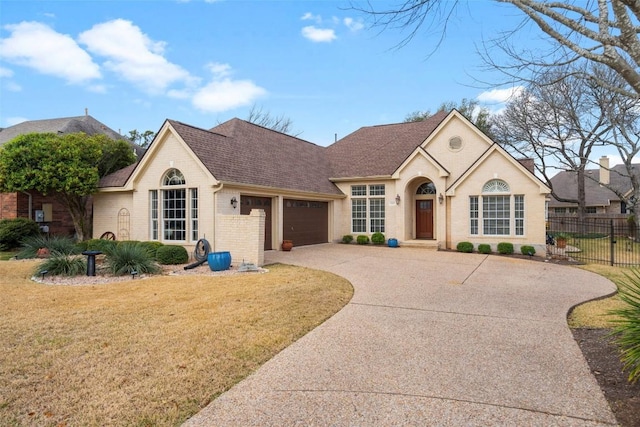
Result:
[353, 0, 640, 97]
[404, 98, 493, 136]
[127, 129, 155, 148]
[0, 132, 136, 241]
[246, 104, 301, 136]
[491, 63, 613, 222]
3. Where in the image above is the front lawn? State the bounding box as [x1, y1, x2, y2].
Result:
[0, 260, 353, 426]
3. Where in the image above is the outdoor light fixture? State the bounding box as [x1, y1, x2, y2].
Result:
[40, 270, 48, 280]
[438, 193, 444, 204]
[230, 196, 238, 209]
[131, 270, 138, 279]
[395, 194, 401, 205]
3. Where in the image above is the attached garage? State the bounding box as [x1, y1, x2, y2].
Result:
[283, 199, 328, 246]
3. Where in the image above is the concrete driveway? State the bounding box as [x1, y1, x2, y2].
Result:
[184, 244, 618, 426]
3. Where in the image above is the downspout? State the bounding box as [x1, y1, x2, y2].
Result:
[211, 182, 224, 252]
[20, 191, 33, 220]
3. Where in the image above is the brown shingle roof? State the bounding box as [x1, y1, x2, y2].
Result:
[549, 164, 638, 207]
[326, 111, 448, 178]
[172, 119, 342, 195]
[98, 162, 138, 188]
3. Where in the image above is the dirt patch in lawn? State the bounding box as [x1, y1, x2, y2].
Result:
[573, 328, 640, 427]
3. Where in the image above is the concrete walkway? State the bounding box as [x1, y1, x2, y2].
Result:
[184, 244, 618, 426]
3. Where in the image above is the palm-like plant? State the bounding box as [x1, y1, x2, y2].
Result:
[610, 269, 640, 383]
[104, 242, 161, 276]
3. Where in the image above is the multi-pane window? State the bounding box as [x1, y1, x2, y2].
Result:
[515, 195, 524, 236]
[369, 198, 385, 232]
[483, 195, 510, 235]
[150, 190, 158, 240]
[351, 184, 385, 233]
[150, 169, 198, 242]
[191, 188, 199, 241]
[163, 188, 186, 241]
[468, 180, 525, 236]
[470, 196, 479, 235]
[351, 199, 367, 233]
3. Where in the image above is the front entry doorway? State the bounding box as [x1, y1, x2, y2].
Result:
[416, 200, 434, 239]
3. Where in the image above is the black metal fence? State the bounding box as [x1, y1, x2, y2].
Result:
[547, 216, 640, 266]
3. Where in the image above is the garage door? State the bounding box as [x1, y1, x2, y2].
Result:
[241, 196, 272, 250]
[283, 199, 328, 246]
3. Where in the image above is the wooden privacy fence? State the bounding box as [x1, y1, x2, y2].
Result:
[547, 216, 640, 266]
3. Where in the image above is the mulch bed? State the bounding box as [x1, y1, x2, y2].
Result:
[572, 328, 640, 427]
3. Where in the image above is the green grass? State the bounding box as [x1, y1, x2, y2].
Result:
[0, 251, 17, 261]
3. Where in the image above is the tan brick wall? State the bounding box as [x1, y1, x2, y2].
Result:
[214, 209, 265, 266]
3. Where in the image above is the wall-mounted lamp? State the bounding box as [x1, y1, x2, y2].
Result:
[230, 196, 238, 209]
[438, 193, 444, 204]
[395, 194, 401, 205]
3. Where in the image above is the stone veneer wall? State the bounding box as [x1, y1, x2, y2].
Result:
[214, 209, 265, 266]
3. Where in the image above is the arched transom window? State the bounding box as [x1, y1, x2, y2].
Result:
[150, 169, 198, 242]
[163, 168, 185, 186]
[482, 179, 510, 193]
[469, 179, 524, 237]
[416, 182, 436, 195]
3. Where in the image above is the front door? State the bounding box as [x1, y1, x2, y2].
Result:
[416, 200, 434, 239]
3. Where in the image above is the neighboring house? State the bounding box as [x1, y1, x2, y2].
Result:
[94, 110, 550, 266]
[0, 113, 140, 236]
[549, 156, 635, 216]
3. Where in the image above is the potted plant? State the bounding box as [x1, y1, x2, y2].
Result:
[282, 240, 293, 251]
[555, 232, 570, 249]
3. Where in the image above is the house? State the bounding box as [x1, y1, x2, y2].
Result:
[549, 156, 635, 217]
[93, 110, 550, 266]
[0, 113, 139, 236]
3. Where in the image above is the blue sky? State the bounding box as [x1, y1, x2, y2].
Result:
[1, 0, 532, 147]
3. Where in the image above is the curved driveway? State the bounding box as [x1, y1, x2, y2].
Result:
[185, 244, 618, 426]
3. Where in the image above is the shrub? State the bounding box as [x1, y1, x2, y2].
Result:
[0, 218, 40, 250]
[138, 241, 164, 259]
[341, 235, 354, 244]
[79, 238, 118, 253]
[18, 235, 80, 259]
[520, 245, 536, 256]
[497, 242, 514, 255]
[156, 245, 189, 265]
[456, 241, 474, 253]
[356, 235, 370, 245]
[105, 242, 161, 275]
[35, 252, 86, 276]
[610, 269, 640, 383]
[371, 232, 385, 245]
[477, 244, 491, 254]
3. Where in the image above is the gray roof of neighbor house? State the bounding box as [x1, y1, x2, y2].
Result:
[326, 111, 448, 178]
[0, 115, 145, 157]
[549, 164, 639, 207]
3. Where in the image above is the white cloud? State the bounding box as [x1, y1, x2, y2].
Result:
[301, 12, 321, 23]
[78, 19, 195, 94]
[0, 21, 101, 83]
[206, 62, 232, 78]
[344, 17, 364, 32]
[477, 86, 524, 104]
[4, 81, 22, 92]
[193, 79, 266, 113]
[6, 117, 29, 126]
[301, 26, 337, 43]
[0, 66, 14, 78]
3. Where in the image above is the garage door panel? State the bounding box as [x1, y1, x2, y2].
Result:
[283, 199, 328, 246]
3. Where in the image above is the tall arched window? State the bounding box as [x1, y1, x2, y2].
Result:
[469, 179, 524, 236]
[148, 169, 198, 242]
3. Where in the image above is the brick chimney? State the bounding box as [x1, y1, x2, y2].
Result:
[600, 156, 610, 185]
[517, 158, 535, 174]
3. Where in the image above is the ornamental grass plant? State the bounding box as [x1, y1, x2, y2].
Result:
[104, 241, 161, 276]
[610, 268, 640, 383]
